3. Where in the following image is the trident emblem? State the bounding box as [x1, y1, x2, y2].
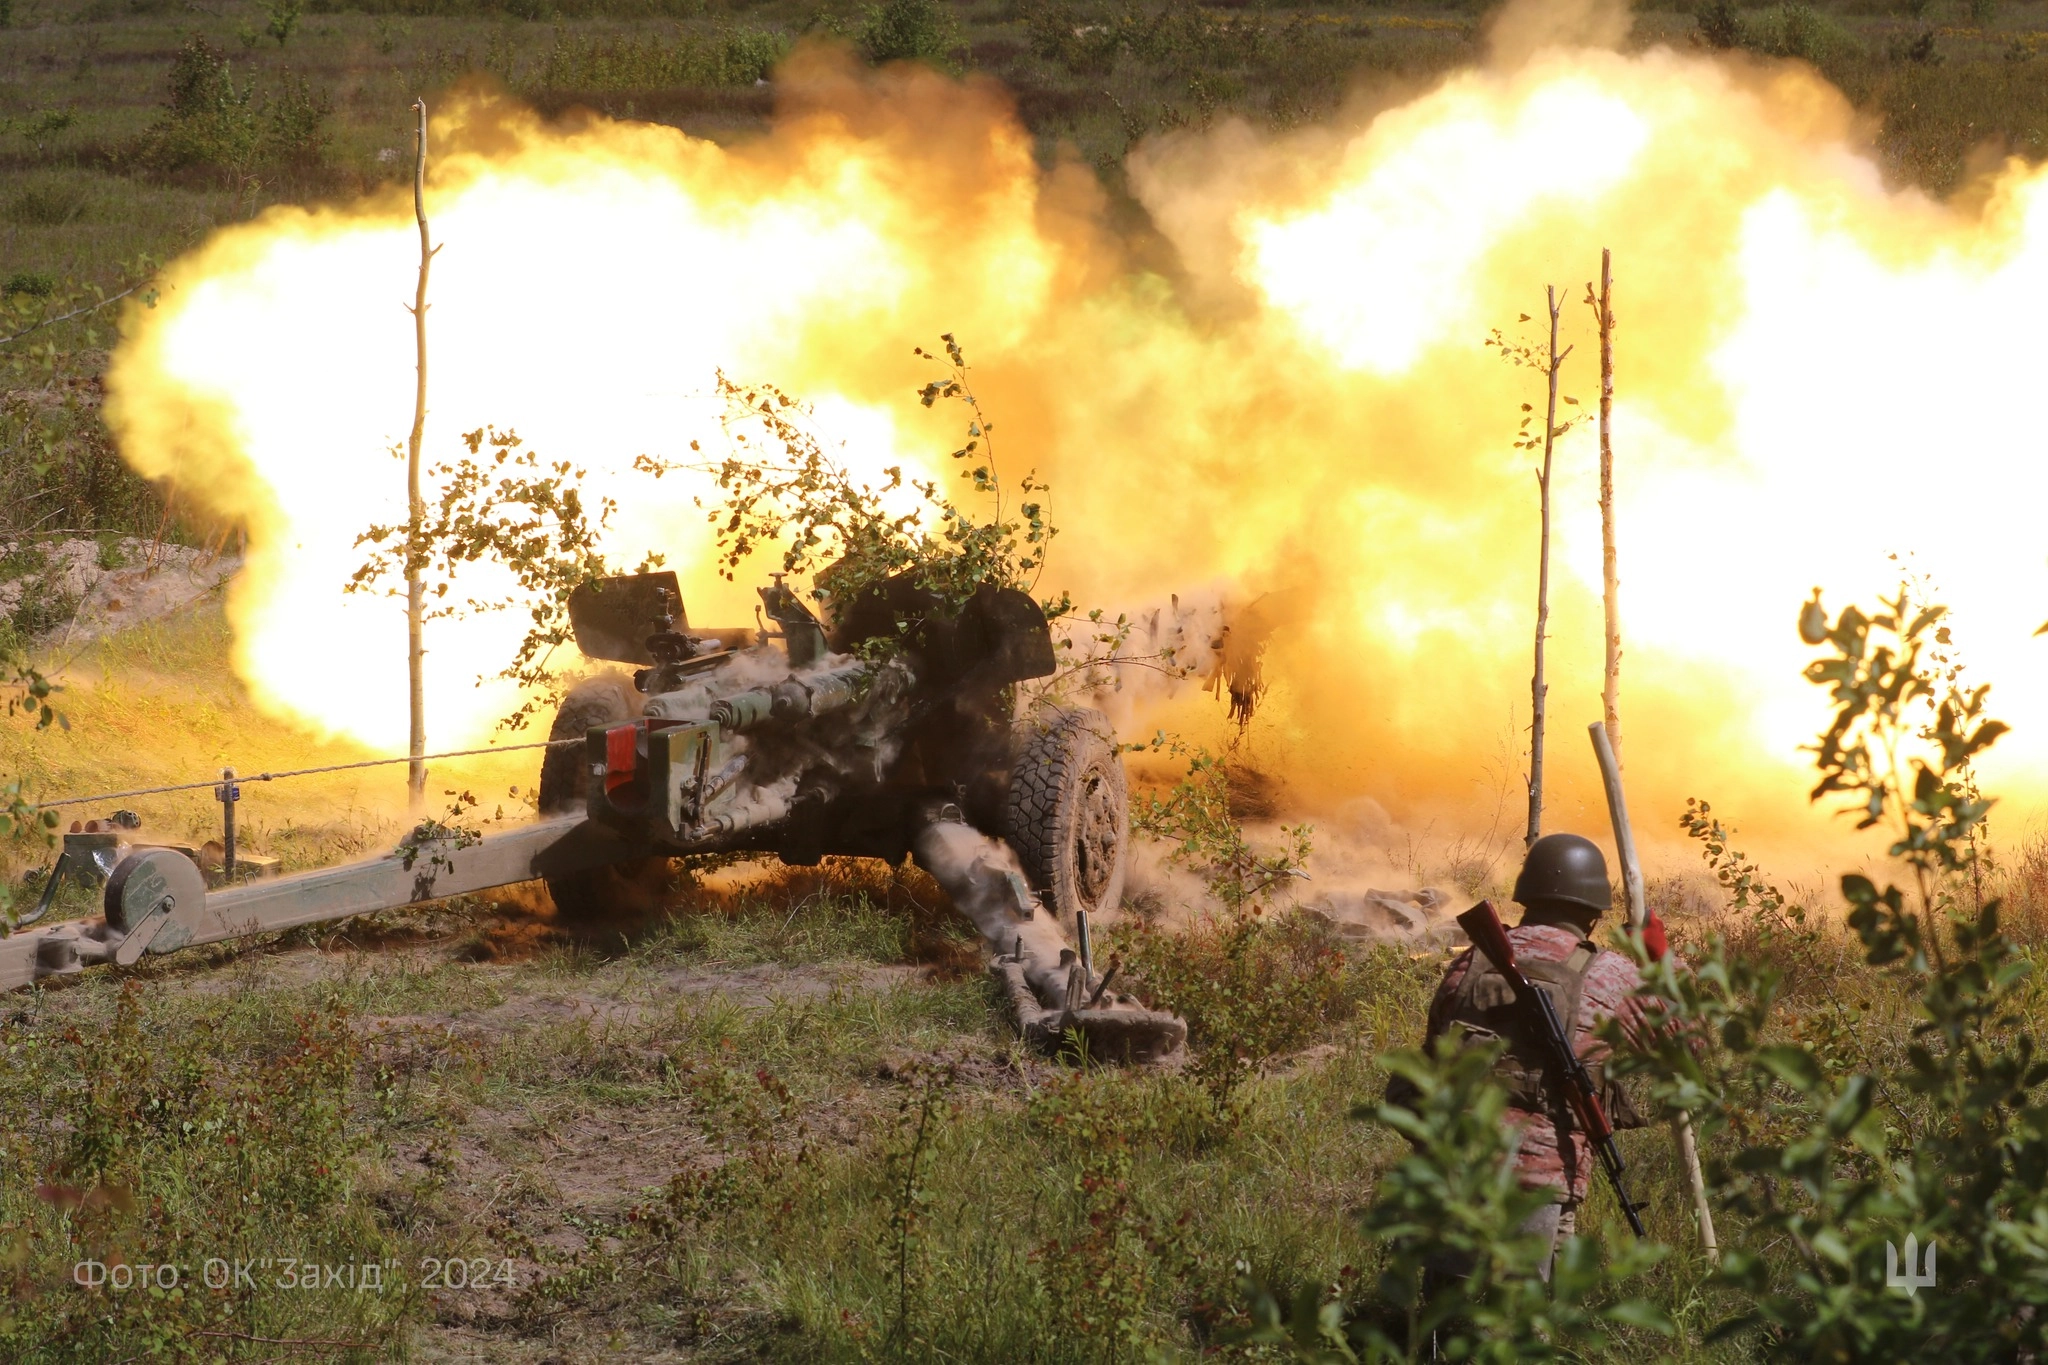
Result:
[1885, 1235, 1937, 1296]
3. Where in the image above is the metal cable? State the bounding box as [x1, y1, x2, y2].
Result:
[28, 738, 582, 811]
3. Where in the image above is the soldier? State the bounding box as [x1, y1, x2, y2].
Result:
[1395, 831, 1672, 1280]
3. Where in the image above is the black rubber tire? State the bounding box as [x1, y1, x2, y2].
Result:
[1004, 707, 1129, 928]
[537, 674, 669, 926]
[538, 674, 641, 815]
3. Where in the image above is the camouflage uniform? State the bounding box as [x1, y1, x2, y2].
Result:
[1396, 832, 1673, 1283]
[1423, 920, 1667, 1227]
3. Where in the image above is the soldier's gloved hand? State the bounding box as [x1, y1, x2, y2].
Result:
[1640, 910, 1668, 962]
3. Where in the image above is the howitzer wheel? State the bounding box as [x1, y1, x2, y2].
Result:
[1004, 707, 1128, 929]
[538, 673, 671, 932]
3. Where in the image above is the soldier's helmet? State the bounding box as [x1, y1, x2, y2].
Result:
[1512, 833, 1613, 916]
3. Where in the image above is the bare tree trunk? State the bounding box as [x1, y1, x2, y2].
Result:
[1583, 258, 1719, 1258]
[1594, 249, 1621, 766]
[1526, 286, 1568, 849]
[1590, 722, 1718, 1257]
[405, 99, 436, 815]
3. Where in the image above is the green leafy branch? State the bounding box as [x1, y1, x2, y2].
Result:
[1799, 585, 2005, 962]
[350, 427, 657, 731]
[1236, 1036, 1671, 1362]
[641, 336, 1066, 638]
[1127, 739, 1310, 916]
[1, 651, 64, 929]
[1616, 588, 2048, 1359]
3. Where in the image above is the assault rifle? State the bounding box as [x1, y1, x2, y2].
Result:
[1455, 898, 1647, 1238]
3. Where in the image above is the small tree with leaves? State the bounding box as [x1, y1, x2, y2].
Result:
[1618, 585, 2048, 1360]
[1486, 295, 1585, 848]
[645, 335, 1066, 643]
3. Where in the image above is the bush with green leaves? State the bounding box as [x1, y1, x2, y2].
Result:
[134, 38, 332, 185]
[1693, 2, 1861, 68]
[1246, 580, 2048, 1360]
[532, 24, 788, 91]
[0, 650, 60, 923]
[1235, 1034, 1671, 1361]
[361, 337, 1060, 729]
[1620, 585, 2048, 1359]
[857, 0, 962, 69]
[1117, 907, 1356, 1108]
[653, 337, 1062, 632]
[1129, 746, 1312, 916]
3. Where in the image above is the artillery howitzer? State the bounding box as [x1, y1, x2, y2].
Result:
[0, 570, 1186, 1063]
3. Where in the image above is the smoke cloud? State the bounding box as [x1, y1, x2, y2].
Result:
[103, 41, 2048, 874]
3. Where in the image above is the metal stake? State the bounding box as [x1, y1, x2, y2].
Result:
[1075, 909, 1092, 977]
[216, 767, 239, 880]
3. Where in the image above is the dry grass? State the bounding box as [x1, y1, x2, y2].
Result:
[0, 599, 540, 911]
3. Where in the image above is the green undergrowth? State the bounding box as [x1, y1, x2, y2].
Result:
[7, 778, 2031, 1360]
[0, 981, 419, 1361]
[0, 880, 1447, 1360]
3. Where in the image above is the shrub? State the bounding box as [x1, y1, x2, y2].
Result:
[1118, 909, 1358, 1103]
[531, 24, 788, 90]
[1696, 0, 1744, 49]
[265, 70, 332, 169]
[718, 24, 785, 83]
[1236, 1034, 1671, 1360]
[4, 185, 87, 228]
[264, 0, 303, 46]
[134, 37, 332, 184]
[1770, 3, 1857, 62]
[857, 0, 962, 68]
[1621, 586, 2048, 1358]
[146, 37, 261, 172]
[1130, 748, 1312, 915]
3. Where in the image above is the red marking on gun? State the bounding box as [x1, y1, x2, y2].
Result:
[1455, 898, 1648, 1238]
[603, 723, 641, 800]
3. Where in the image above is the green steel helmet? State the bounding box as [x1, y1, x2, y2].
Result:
[1513, 833, 1612, 916]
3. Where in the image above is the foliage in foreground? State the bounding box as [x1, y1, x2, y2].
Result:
[0, 653, 60, 923]
[0, 985, 413, 1360]
[1247, 583, 2048, 1362]
[1623, 588, 2048, 1360]
[1238, 1035, 1670, 1363]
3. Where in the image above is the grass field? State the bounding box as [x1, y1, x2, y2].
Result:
[0, 603, 2041, 1359]
[0, 609, 1447, 1361]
